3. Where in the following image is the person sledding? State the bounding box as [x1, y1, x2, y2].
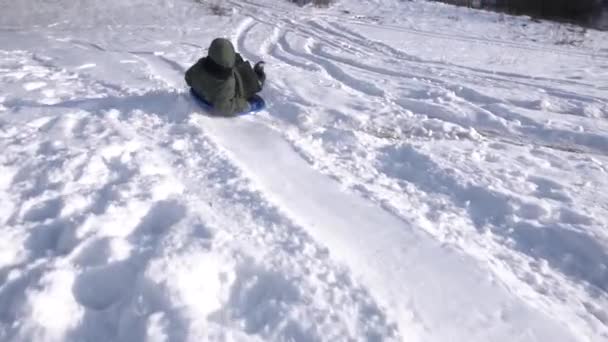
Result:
[185, 38, 266, 116]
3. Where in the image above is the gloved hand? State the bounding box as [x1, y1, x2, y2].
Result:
[254, 61, 266, 86]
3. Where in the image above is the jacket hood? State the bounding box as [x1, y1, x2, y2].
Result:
[208, 38, 236, 69]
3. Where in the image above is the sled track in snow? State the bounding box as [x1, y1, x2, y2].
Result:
[0, 45, 400, 340]
[239, 12, 608, 158]
[226, 8, 608, 340]
[232, 0, 608, 61]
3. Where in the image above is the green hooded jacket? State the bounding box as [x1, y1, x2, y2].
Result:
[185, 38, 261, 116]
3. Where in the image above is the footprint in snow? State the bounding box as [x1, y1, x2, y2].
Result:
[223, 262, 301, 334]
[131, 200, 187, 237]
[527, 175, 572, 203]
[22, 197, 64, 223]
[25, 217, 75, 257]
[70, 201, 187, 312]
[558, 208, 593, 226]
[72, 259, 137, 311]
[71, 237, 125, 268]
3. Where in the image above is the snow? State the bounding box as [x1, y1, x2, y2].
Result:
[0, 0, 607, 341]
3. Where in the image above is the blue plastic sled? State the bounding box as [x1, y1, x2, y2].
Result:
[190, 88, 265, 116]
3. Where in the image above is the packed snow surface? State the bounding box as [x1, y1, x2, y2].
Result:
[1, 0, 607, 341]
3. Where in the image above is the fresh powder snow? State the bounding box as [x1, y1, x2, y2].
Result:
[0, 0, 607, 341]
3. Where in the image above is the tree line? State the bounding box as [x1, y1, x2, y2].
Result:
[496, 0, 601, 21]
[439, 0, 605, 25]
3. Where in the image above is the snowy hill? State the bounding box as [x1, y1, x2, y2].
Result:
[1, 0, 607, 341]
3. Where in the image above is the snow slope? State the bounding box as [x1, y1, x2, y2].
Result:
[0, 0, 607, 341]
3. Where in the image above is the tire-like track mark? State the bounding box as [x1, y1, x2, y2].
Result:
[323, 21, 607, 103]
[336, 16, 608, 61]
[282, 16, 606, 107]
[279, 31, 384, 97]
[282, 20, 608, 155]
